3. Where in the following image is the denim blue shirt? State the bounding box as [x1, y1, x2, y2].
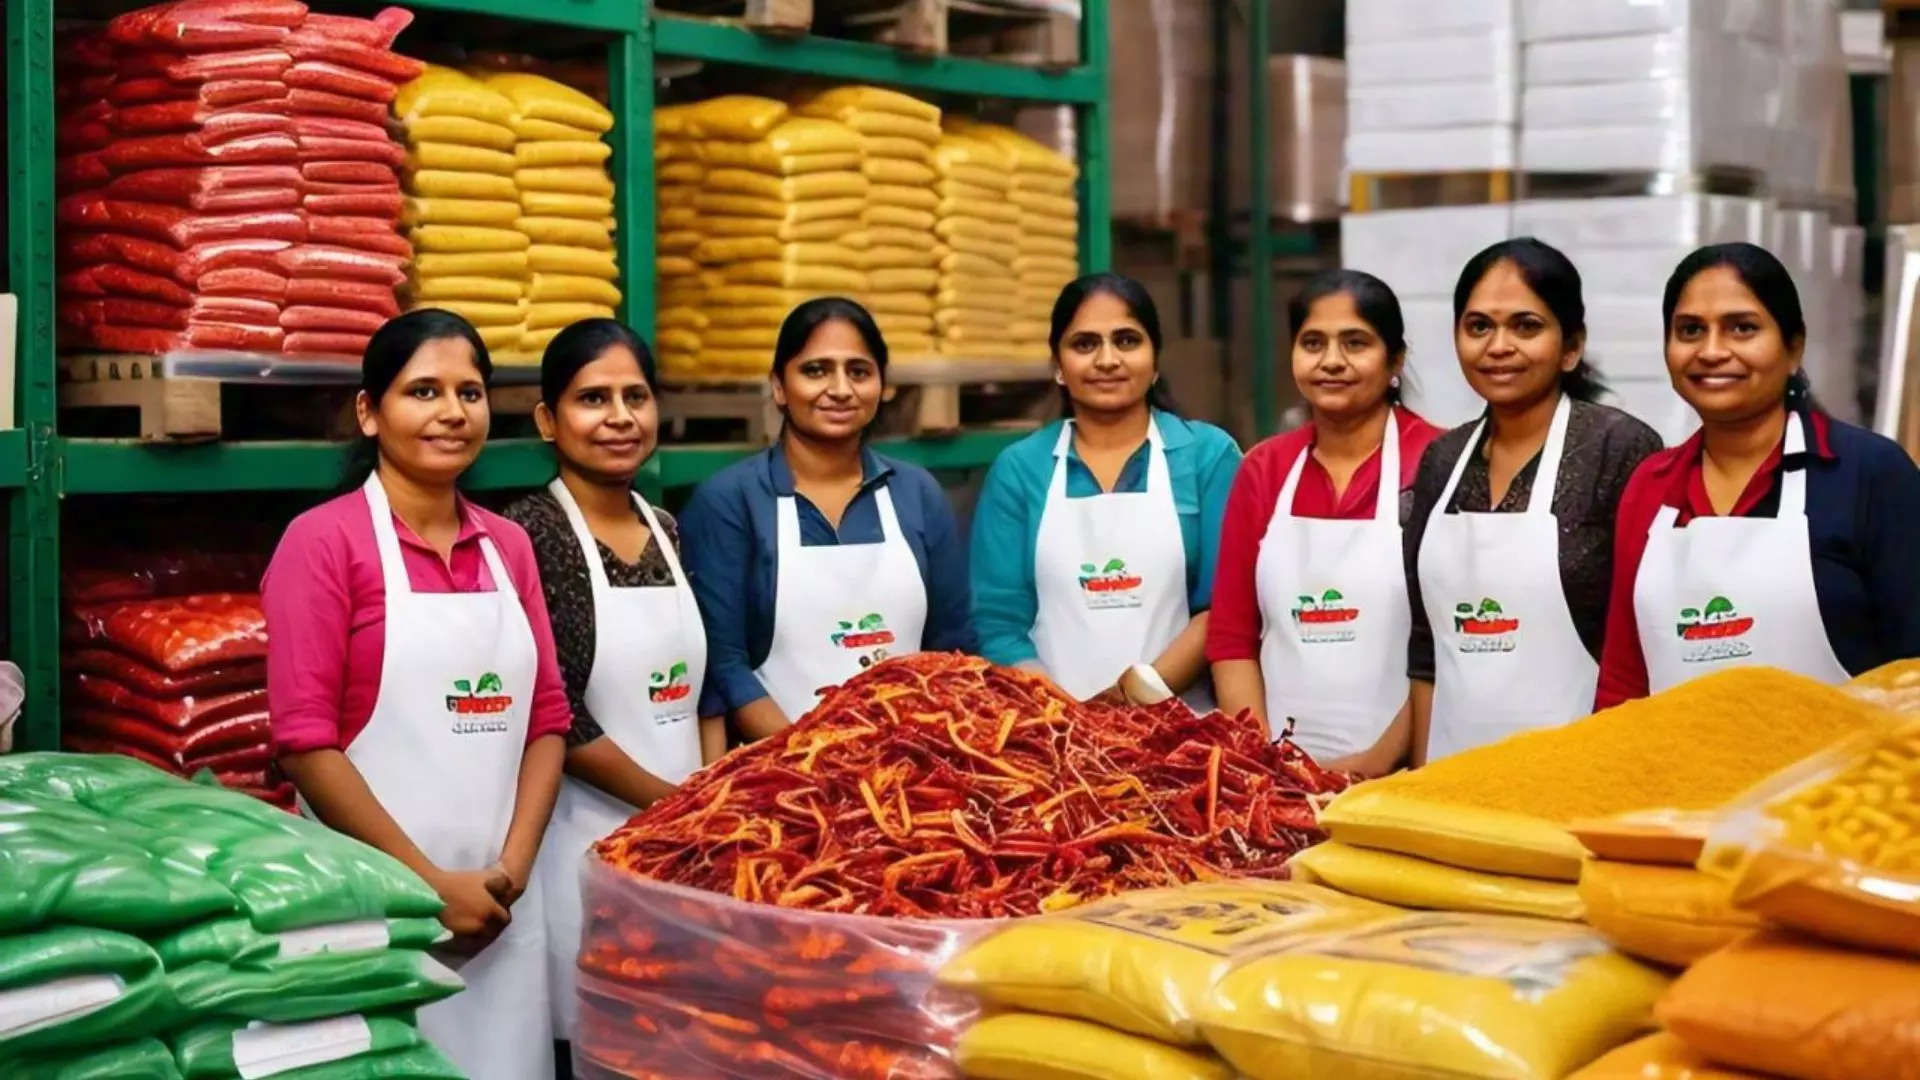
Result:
[678, 443, 977, 716]
[969, 410, 1242, 667]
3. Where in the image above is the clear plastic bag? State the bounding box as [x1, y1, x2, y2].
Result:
[1698, 713, 1920, 957]
[66, 594, 267, 673]
[571, 861, 978, 1079]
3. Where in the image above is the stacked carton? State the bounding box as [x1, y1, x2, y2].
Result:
[1344, 0, 1518, 173]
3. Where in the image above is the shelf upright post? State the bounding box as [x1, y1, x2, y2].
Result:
[1247, 0, 1277, 437]
[1078, 0, 1111, 273]
[8, 0, 62, 745]
[612, 12, 662, 504]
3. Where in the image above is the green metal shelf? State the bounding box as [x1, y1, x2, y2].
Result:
[654, 16, 1102, 103]
[5, 0, 1111, 741]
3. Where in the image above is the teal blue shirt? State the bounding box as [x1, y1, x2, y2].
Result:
[969, 410, 1242, 667]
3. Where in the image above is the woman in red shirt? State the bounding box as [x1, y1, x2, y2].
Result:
[263, 310, 569, 1080]
[1596, 243, 1920, 706]
[1208, 270, 1441, 773]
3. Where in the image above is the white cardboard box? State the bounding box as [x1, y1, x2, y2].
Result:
[1348, 0, 1515, 43]
[1521, 0, 1785, 45]
[1512, 196, 1773, 250]
[1350, 80, 1517, 132]
[1341, 205, 1515, 298]
[1399, 297, 1485, 428]
[1347, 30, 1519, 88]
[1345, 125, 1517, 172]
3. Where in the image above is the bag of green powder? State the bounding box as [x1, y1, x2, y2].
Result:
[165, 951, 463, 1024]
[5, 1036, 183, 1080]
[173, 1012, 422, 1078]
[0, 797, 236, 934]
[0, 927, 176, 1056]
[155, 918, 450, 969]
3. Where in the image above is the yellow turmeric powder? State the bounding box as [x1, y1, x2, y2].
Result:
[1385, 668, 1887, 822]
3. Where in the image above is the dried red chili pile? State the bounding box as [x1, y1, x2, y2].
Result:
[596, 652, 1348, 919]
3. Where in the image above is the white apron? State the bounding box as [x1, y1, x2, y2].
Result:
[1255, 413, 1410, 760]
[754, 484, 928, 720]
[1633, 413, 1848, 692]
[315, 475, 553, 1080]
[537, 479, 706, 1038]
[1419, 395, 1597, 761]
[1031, 420, 1193, 700]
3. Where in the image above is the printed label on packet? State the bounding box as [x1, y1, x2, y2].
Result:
[233, 1015, 374, 1080]
[274, 919, 391, 959]
[0, 974, 125, 1039]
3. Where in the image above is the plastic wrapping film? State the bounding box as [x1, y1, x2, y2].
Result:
[1346, 31, 1519, 89]
[571, 861, 978, 1080]
[1512, 195, 1773, 251]
[1345, 0, 1514, 43]
[1697, 711, 1920, 958]
[1105, 0, 1208, 222]
[1346, 127, 1516, 172]
[1348, 80, 1515, 133]
[1340, 205, 1514, 299]
[1520, 0, 1787, 44]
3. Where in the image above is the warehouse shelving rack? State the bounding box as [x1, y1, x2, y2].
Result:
[4, 0, 1112, 743]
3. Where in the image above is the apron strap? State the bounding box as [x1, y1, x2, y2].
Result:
[1434, 416, 1485, 512]
[362, 473, 414, 597]
[474, 532, 514, 598]
[548, 478, 612, 593]
[1275, 410, 1402, 525]
[1780, 410, 1810, 517]
[870, 483, 904, 543]
[1526, 393, 1574, 517]
[633, 491, 692, 586]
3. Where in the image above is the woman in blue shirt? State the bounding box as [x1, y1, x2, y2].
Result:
[678, 298, 977, 739]
[971, 273, 1242, 702]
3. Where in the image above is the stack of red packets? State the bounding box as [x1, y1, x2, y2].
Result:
[55, 1, 425, 359]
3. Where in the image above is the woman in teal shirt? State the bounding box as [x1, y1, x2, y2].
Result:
[972, 273, 1242, 702]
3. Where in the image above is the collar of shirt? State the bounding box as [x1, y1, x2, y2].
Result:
[1670, 408, 1836, 521]
[381, 491, 492, 555]
[761, 441, 894, 497]
[1056, 409, 1193, 493]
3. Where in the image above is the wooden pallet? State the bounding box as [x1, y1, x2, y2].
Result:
[659, 379, 785, 445]
[652, 0, 813, 32]
[59, 354, 542, 442]
[1348, 170, 1515, 214]
[816, 0, 1077, 64]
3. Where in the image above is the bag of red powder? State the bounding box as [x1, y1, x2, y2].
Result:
[105, 166, 304, 212]
[275, 243, 405, 286]
[65, 708, 270, 763]
[59, 197, 308, 248]
[57, 152, 113, 190]
[120, 48, 293, 85]
[302, 189, 403, 218]
[100, 132, 299, 173]
[303, 7, 412, 47]
[185, 321, 287, 351]
[294, 136, 404, 168]
[60, 233, 292, 284]
[283, 331, 373, 356]
[303, 216, 410, 258]
[285, 88, 390, 126]
[71, 674, 269, 729]
[69, 594, 268, 673]
[58, 102, 117, 155]
[110, 77, 289, 110]
[74, 324, 180, 353]
[108, 0, 306, 50]
[191, 295, 284, 326]
[284, 30, 423, 84]
[198, 266, 289, 300]
[98, 297, 190, 330]
[60, 264, 197, 306]
[280, 305, 385, 334]
[284, 60, 398, 104]
[300, 160, 393, 185]
[113, 103, 292, 144]
[286, 278, 398, 317]
[67, 649, 264, 697]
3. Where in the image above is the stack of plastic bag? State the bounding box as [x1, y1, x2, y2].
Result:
[950, 119, 1079, 357]
[796, 86, 941, 356]
[0, 753, 465, 1078]
[654, 104, 706, 380]
[687, 95, 869, 378]
[930, 133, 1021, 361]
[487, 71, 621, 361]
[394, 65, 528, 357]
[52, 2, 421, 360]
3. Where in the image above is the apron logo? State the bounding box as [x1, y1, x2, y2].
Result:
[1676, 595, 1755, 663]
[648, 661, 693, 705]
[446, 672, 512, 734]
[831, 613, 895, 668]
[1454, 598, 1520, 653]
[1291, 588, 1359, 643]
[1078, 558, 1144, 609]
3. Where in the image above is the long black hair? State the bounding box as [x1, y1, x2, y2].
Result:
[1289, 268, 1409, 405]
[540, 318, 657, 409]
[1661, 242, 1813, 407]
[344, 309, 493, 486]
[1453, 237, 1607, 402]
[1048, 272, 1178, 415]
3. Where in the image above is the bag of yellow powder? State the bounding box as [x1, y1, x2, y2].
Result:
[864, 135, 936, 165]
[409, 170, 518, 202]
[523, 191, 612, 219]
[513, 116, 600, 142]
[947, 119, 1079, 178]
[476, 323, 520, 351]
[395, 66, 515, 126]
[801, 86, 940, 125]
[1699, 713, 1920, 957]
[1569, 1033, 1769, 1079]
[534, 245, 619, 280]
[939, 252, 1014, 279]
[526, 274, 621, 307]
[407, 142, 515, 176]
[726, 262, 865, 292]
[1201, 911, 1669, 1080]
[870, 184, 941, 214]
[695, 239, 862, 268]
[865, 206, 938, 233]
[517, 217, 611, 250]
[863, 247, 938, 271]
[1319, 668, 1889, 881]
[955, 1013, 1230, 1080]
[938, 198, 1020, 226]
[410, 226, 529, 254]
[696, 194, 867, 223]
[401, 197, 521, 229]
[874, 314, 933, 337]
[1571, 809, 1715, 866]
[1656, 930, 1920, 1080]
[864, 158, 937, 186]
[1291, 842, 1586, 920]
[658, 229, 701, 254]
[484, 73, 613, 134]
[941, 234, 1020, 266]
[700, 143, 859, 176]
[519, 325, 562, 352]
[1023, 212, 1080, 240]
[408, 275, 524, 304]
[655, 104, 696, 138]
[424, 299, 524, 327]
[864, 226, 935, 252]
[705, 168, 869, 203]
[1578, 861, 1761, 968]
[870, 268, 939, 292]
[936, 216, 1020, 245]
[864, 293, 934, 316]
[657, 307, 705, 332]
[514, 167, 614, 198]
[701, 348, 775, 376]
[941, 880, 1389, 1046]
[688, 95, 789, 141]
[1022, 235, 1080, 262]
[515, 141, 611, 169]
[405, 115, 516, 151]
[525, 302, 615, 330]
[1014, 254, 1079, 278]
[1013, 190, 1079, 218]
[415, 251, 528, 278]
[701, 215, 858, 242]
[656, 327, 700, 354]
[937, 179, 1008, 205]
[703, 326, 782, 349]
[701, 306, 786, 330]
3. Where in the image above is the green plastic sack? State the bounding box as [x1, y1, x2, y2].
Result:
[173, 1012, 423, 1078]
[0, 797, 236, 934]
[5, 1036, 183, 1080]
[156, 919, 450, 969]
[166, 951, 463, 1024]
[0, 927, 175, 1056]
[0, 751, 175, 801]
[272, 1045, 464, 1079]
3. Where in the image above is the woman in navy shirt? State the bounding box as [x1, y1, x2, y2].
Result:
[678, 298, 976, 739]
[1597, 242, 1920, 706]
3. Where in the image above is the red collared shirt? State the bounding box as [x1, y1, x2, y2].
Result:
[1207, 408, 1442, 662]
[263, 487, 573, 754]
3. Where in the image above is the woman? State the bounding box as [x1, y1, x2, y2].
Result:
[501, 319, 725, 1041]
[679, 297, 976, 738]
[1406, 238, 1661, 763]
[1208, 270, 1441, 773]
[971, 274, 1241, 703]
[1597, 243, 1920, 705]
[264, 309, 567, 1080]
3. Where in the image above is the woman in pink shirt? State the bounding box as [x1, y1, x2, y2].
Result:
[262, 309, 568, 1080]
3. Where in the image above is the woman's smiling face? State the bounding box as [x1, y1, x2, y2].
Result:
[1456, 258, 1582, 410]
